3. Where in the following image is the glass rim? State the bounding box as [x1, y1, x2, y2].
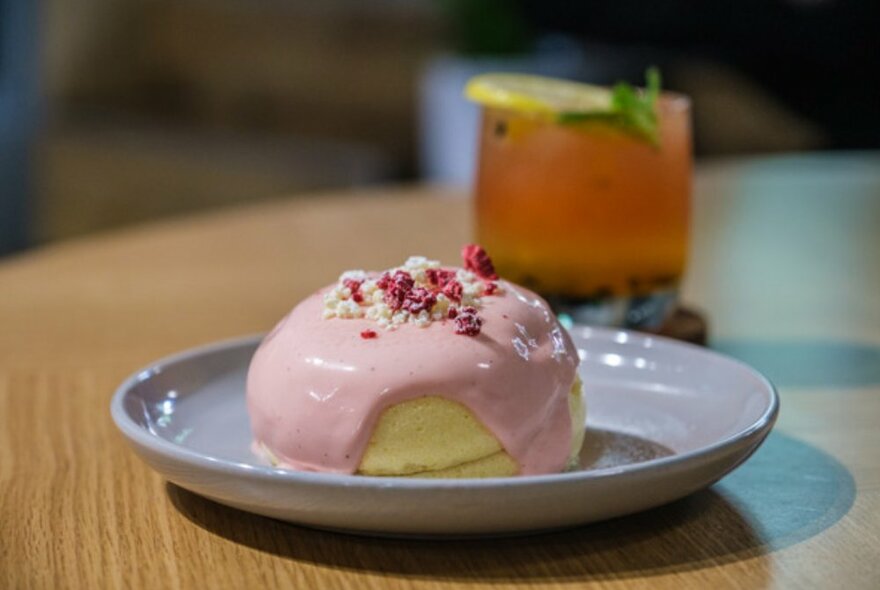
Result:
[479, 89, 692, 118]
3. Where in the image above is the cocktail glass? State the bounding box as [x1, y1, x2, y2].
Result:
[473, 87, 692, 329]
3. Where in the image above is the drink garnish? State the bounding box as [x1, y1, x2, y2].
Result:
[465, 68, 662, 145]
[558, 68, 661, 145]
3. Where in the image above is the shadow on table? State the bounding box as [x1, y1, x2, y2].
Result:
[167, 432, 854, 583]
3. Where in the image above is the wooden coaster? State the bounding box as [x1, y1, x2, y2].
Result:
[657, 306, 708, 346]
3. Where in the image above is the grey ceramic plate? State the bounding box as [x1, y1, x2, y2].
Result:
[111, 326, 778, 537]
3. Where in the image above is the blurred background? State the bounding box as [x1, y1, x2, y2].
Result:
[1, 0, 878, 256]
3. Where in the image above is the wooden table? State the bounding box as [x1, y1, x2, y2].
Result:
[2, 154, 879, 589]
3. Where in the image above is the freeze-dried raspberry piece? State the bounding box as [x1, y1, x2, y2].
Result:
[343, 278, 364, 303]
[360, 330, 377, 339]
[377, 270, 412, 291]
[382, 270, 415, 310]
[384, 288, 406, 310]
[454, 306, 483, 336]
[483, 281, 498, 296]
[447, 307, 458, 319]
[392, 270, 414, 289]
[402, 287, 437, 314]
[426, 268, 457, 288]
[461, 244, 498, 280]
[342, 278, 362, 293]
[376, 272, 392, 290]
[442, 280, 463, 303]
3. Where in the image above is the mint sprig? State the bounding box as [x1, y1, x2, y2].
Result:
[557, 67, 662, 146]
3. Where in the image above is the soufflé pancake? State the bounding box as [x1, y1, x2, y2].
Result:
[246, 245, 584, 477]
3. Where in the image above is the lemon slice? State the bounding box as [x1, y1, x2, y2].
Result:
[464, 73, 614, 117]
[464, 69, 662, 144]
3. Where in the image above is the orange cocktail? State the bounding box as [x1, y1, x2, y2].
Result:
[473, 85, 691, 328]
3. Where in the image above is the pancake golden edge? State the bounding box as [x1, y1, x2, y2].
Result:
[258, 376, 584, 478]
[360, 375, 585, 478]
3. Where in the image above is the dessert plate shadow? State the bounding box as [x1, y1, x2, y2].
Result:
[111, 327, 778, 537]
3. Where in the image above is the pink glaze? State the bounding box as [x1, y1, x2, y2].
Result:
[246, 281, 579, 475]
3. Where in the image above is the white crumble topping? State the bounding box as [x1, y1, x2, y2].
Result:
[458, 269, 484, 306]
[321, 255, 503, 329]
[401, 255, 440, 285]
[335, 299, 364, 319]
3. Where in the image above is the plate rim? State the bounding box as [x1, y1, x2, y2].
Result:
[110, 327, 779, 490]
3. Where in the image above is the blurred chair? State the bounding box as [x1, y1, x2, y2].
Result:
[34, 0, 442, 244]
[35, 123, 391, 242]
